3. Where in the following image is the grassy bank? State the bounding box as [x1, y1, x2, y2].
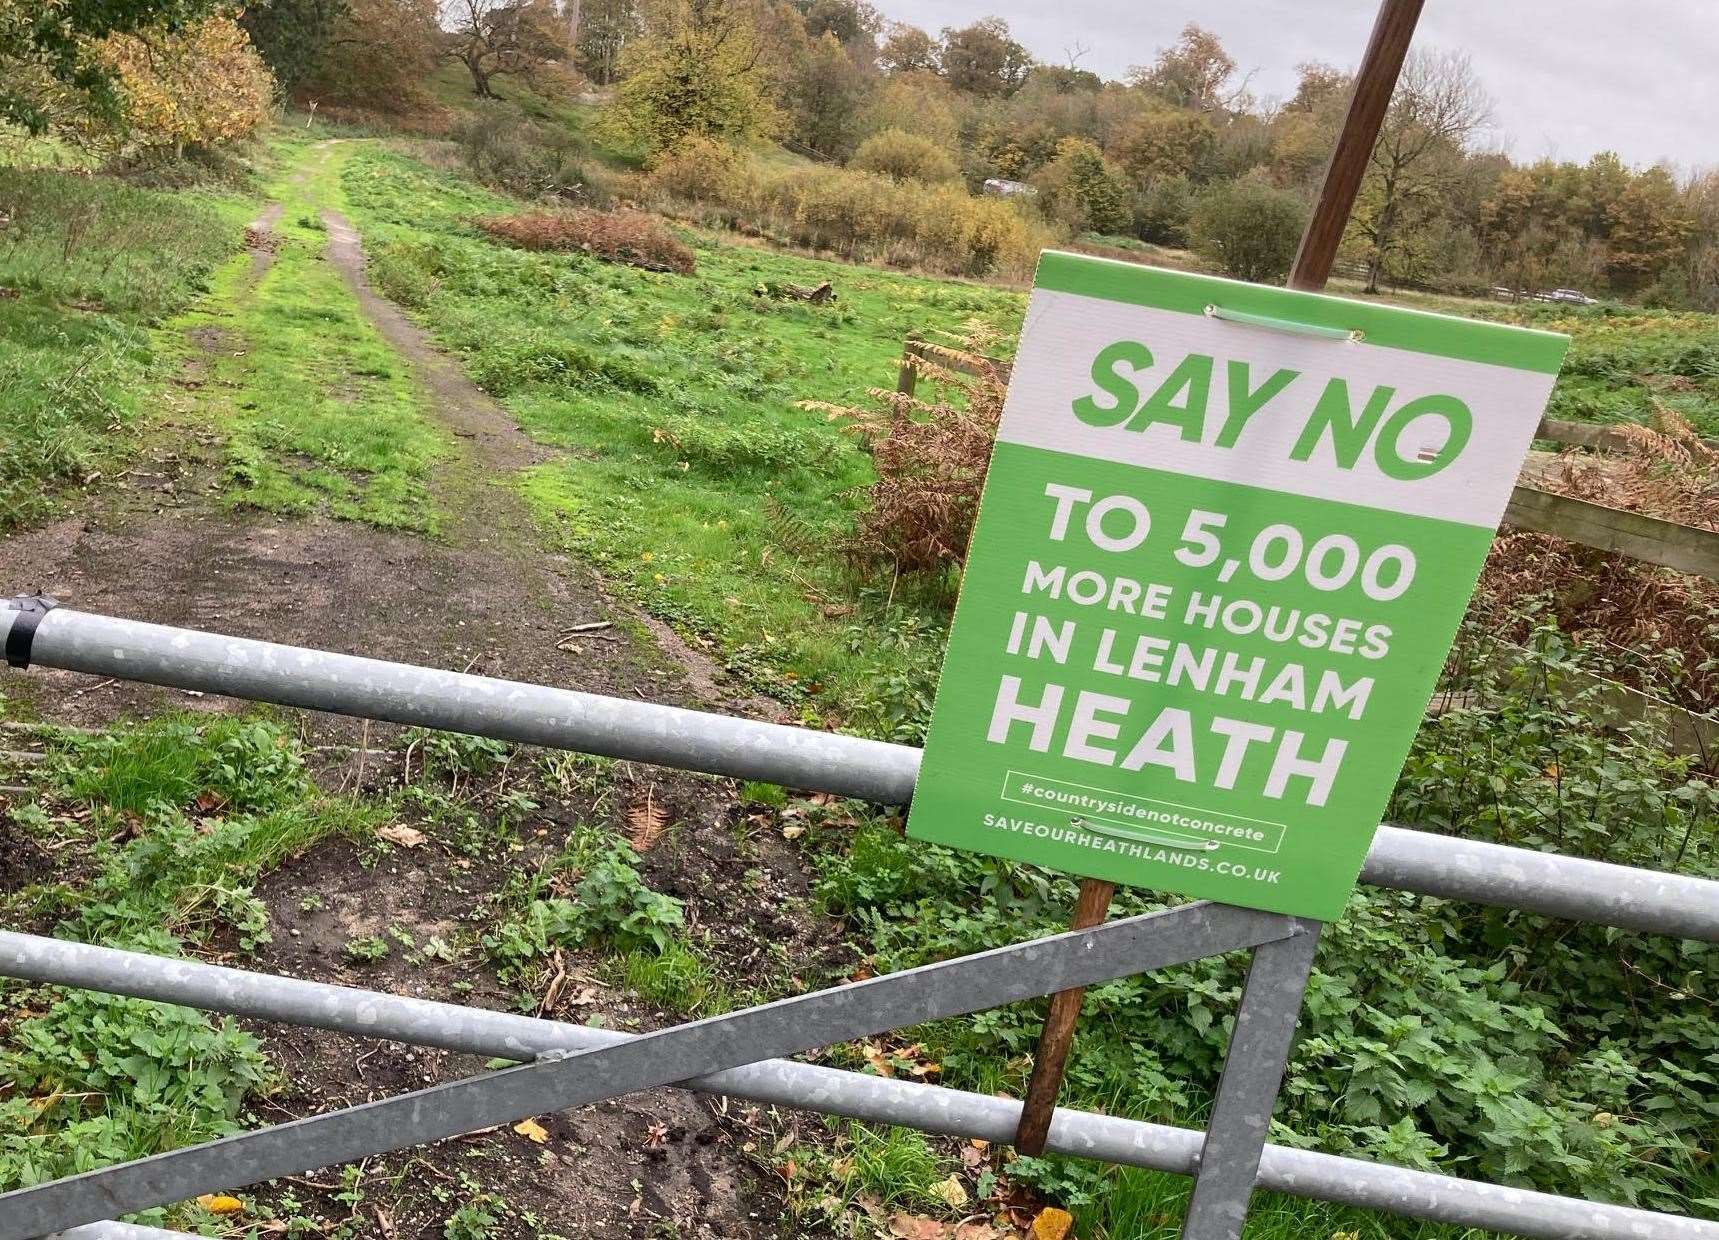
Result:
[0, 162, 252, 530]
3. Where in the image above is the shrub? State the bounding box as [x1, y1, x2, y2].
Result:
[1134, 175, 1194, 247]
[645, 135, 747, 203]
[850, 129, 960, 184]
[1189, 178, 1307, 283]
[453, 102, 607, 203]
[643, 145, 1050, 279]
[475, 210, 695, 274]
[1032, 137, 1133, 236]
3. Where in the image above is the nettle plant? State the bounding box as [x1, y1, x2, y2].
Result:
[812, 620, 1718, 1213]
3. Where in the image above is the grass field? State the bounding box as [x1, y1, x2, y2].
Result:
[0, 163, 251, 530]
[337, 142, 1021, 735]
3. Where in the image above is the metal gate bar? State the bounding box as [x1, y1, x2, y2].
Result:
[1181, 927, 1323, 1239]
[0, 905, 1305, 1238]
[4, 604, 1716, 940]
[4, 930, 1713, 1240]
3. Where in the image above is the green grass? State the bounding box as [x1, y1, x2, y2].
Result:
[0, 712, 386, 1221]
[335, 142, 1019, 730]
[165, 134, 446, 528]
[1329, 280, 1719, 438]
[0, 161, 252, 529]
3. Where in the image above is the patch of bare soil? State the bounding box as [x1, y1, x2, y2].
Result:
[219, 745, 837, 1238]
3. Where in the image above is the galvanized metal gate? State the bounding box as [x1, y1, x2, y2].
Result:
[3, 598, 1717, 1240]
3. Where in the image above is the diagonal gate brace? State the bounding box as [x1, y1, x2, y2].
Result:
[1, 902, 1308, 1239]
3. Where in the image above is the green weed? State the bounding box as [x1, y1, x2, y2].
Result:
[0, 953, 270, 1198]
[618, 941, 731, 1016]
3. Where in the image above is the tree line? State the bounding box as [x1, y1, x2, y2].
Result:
[3, 0, 1713, 306]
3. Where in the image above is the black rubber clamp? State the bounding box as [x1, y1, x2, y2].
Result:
[4, 594, 59, 670]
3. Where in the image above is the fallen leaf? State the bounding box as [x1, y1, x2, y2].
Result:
[959, 1144, 986, 1171]
[193, 790, 225, 814]
[861, 1043, 895, 1078]
[378, 823, 425, 848]
[932, 1174, 968, 1209]
[512, 1118, 550, 1144]
[955, 1223, 1007, 1240]
[196, 1194, 244, 1215]
[627, 788, 670, 852]
[781, 823, 806, 840]
[888, 1213, 948, 1239]
[1031, 1207, 1074, 1240]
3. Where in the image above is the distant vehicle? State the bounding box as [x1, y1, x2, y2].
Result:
[1534, 288, 1600, 305]
[982, 178, 1036, 199]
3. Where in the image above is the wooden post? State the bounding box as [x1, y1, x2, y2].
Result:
[1287, 0, 1427, 292]
[1013, 877, 1116, 1155]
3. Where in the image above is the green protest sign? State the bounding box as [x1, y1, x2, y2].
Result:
[907, 255, 1569, 920]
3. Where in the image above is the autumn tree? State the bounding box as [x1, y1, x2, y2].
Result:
[798, 0, 879, 49]
[1113, 105, 1216, 185]
[1346, 49, 1491, 292]
[299, 0, 440, 112]
[1606, 165, 1691, 290]
[860, 70, 957, 147]
[239, 0, 349, 93]
[1131, 24, 1236, 113]
[444, 0, 573, 99]
[0, 0, 224, 133]
[577, 0, 640, 84]
[784, 29, 870, 158]
[938, 17, 1031, 98]
[1033, 136, 1132, 234]
[99, 11, 274, 156]
[604, 0, 780, 152]
[877, 21, 934, 74]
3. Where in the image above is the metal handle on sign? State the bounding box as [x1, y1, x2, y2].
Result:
[1205, 304, 1363, 343]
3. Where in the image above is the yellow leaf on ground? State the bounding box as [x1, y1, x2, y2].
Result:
[1031, 1207, 1074, 1240]
[513, 1117, 551, 1144]
[932, 1174, 968, 1208]
[378, 823, 425, 848]
[196, 1194, 243, 1215]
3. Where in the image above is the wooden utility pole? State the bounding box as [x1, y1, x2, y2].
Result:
[1012, 0, 1427, 1159]
[1288, 0, 1427, 292]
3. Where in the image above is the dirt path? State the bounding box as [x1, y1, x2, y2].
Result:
[0, 142, 811, 1239]
[2, 162, 737, 729]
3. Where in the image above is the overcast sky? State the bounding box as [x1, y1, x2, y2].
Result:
[882, 1, 1717, 172]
